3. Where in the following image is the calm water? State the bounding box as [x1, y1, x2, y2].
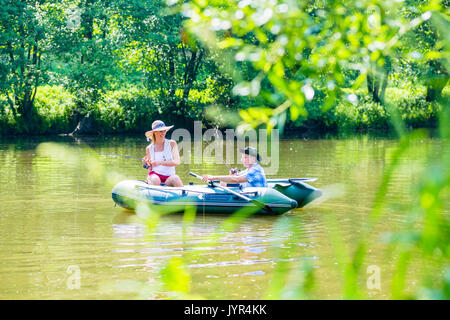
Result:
[0, 135, 446, 299]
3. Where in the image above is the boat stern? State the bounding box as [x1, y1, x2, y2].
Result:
[271, 181, 322, 208]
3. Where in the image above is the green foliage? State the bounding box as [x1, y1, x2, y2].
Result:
[279, 86, 444, 134]
[94, 87, 157, 133]
[33, 85, 77, 133]
[160, 257, 191, 294]
[183, 0, 448, 134]
[0, 0, 56, 130]
[1, 83, 445, 135]
[0, 83, 224, 135]
[335, 94, 390, 131]
[0, 85, 76, 135]
[334, 87, 443, 131]
[285, 89, 337, 132]
[111, 0, 232, 121]
[0, 0, 234, 133]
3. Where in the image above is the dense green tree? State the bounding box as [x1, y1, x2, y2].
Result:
[52, 0, 122, 134]
[184, 0, 448, 131]
[0, 0, 118, 133]
[113, 0, 234, 125]
[0, 0, 53, 132]
[411, 1, 448, 102]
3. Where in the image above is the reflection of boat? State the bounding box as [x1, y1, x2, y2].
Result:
[112, 179, 322, 216]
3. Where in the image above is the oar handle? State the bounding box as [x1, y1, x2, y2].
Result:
[189, 172, 201, 179]
[189, 172, 216, 187]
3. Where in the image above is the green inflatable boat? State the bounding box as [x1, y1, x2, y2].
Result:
[112, 177, 322, 216]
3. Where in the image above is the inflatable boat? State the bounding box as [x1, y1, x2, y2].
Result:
[112, 178, 322, 216]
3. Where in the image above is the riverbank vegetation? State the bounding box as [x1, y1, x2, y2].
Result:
[0, 0, 448, 136]
[1, 84, 446, 135]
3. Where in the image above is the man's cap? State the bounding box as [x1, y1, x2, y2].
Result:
[239, 146, 262, 162]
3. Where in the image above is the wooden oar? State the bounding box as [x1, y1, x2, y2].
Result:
[189, 172, 273, 214]
[136, 185, 215, 194]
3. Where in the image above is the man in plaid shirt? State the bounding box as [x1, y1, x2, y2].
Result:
[201, 147, 267, 188]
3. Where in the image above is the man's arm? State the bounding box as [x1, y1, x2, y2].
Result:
[202, 174, 247, 183]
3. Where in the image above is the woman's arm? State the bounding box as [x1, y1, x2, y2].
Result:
[143, 148, 152, 170]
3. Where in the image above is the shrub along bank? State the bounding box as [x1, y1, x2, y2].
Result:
[0, 85, 446, 136]
[284, 86, 445, 135]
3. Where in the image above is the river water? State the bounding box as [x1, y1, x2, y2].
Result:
[0, 134, 446, 299]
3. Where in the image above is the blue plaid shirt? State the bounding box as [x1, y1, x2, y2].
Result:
[241, 162, 267, 188]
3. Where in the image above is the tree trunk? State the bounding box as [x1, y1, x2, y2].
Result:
[426, 79, 448, 102]
[15, 89, 36, 133]
[367, 73, 381, 103]
[70, 114, 96, 135]
[425, 60, 448, 102]
[167, 50, 177, 110]
[179, 49, 203, 111]
[367, 57, 390, 105]
[379, 59, 391, 104]
[68, 0, 97, 136]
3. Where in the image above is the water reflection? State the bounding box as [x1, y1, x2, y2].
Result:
[108, 210, 321, 298]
